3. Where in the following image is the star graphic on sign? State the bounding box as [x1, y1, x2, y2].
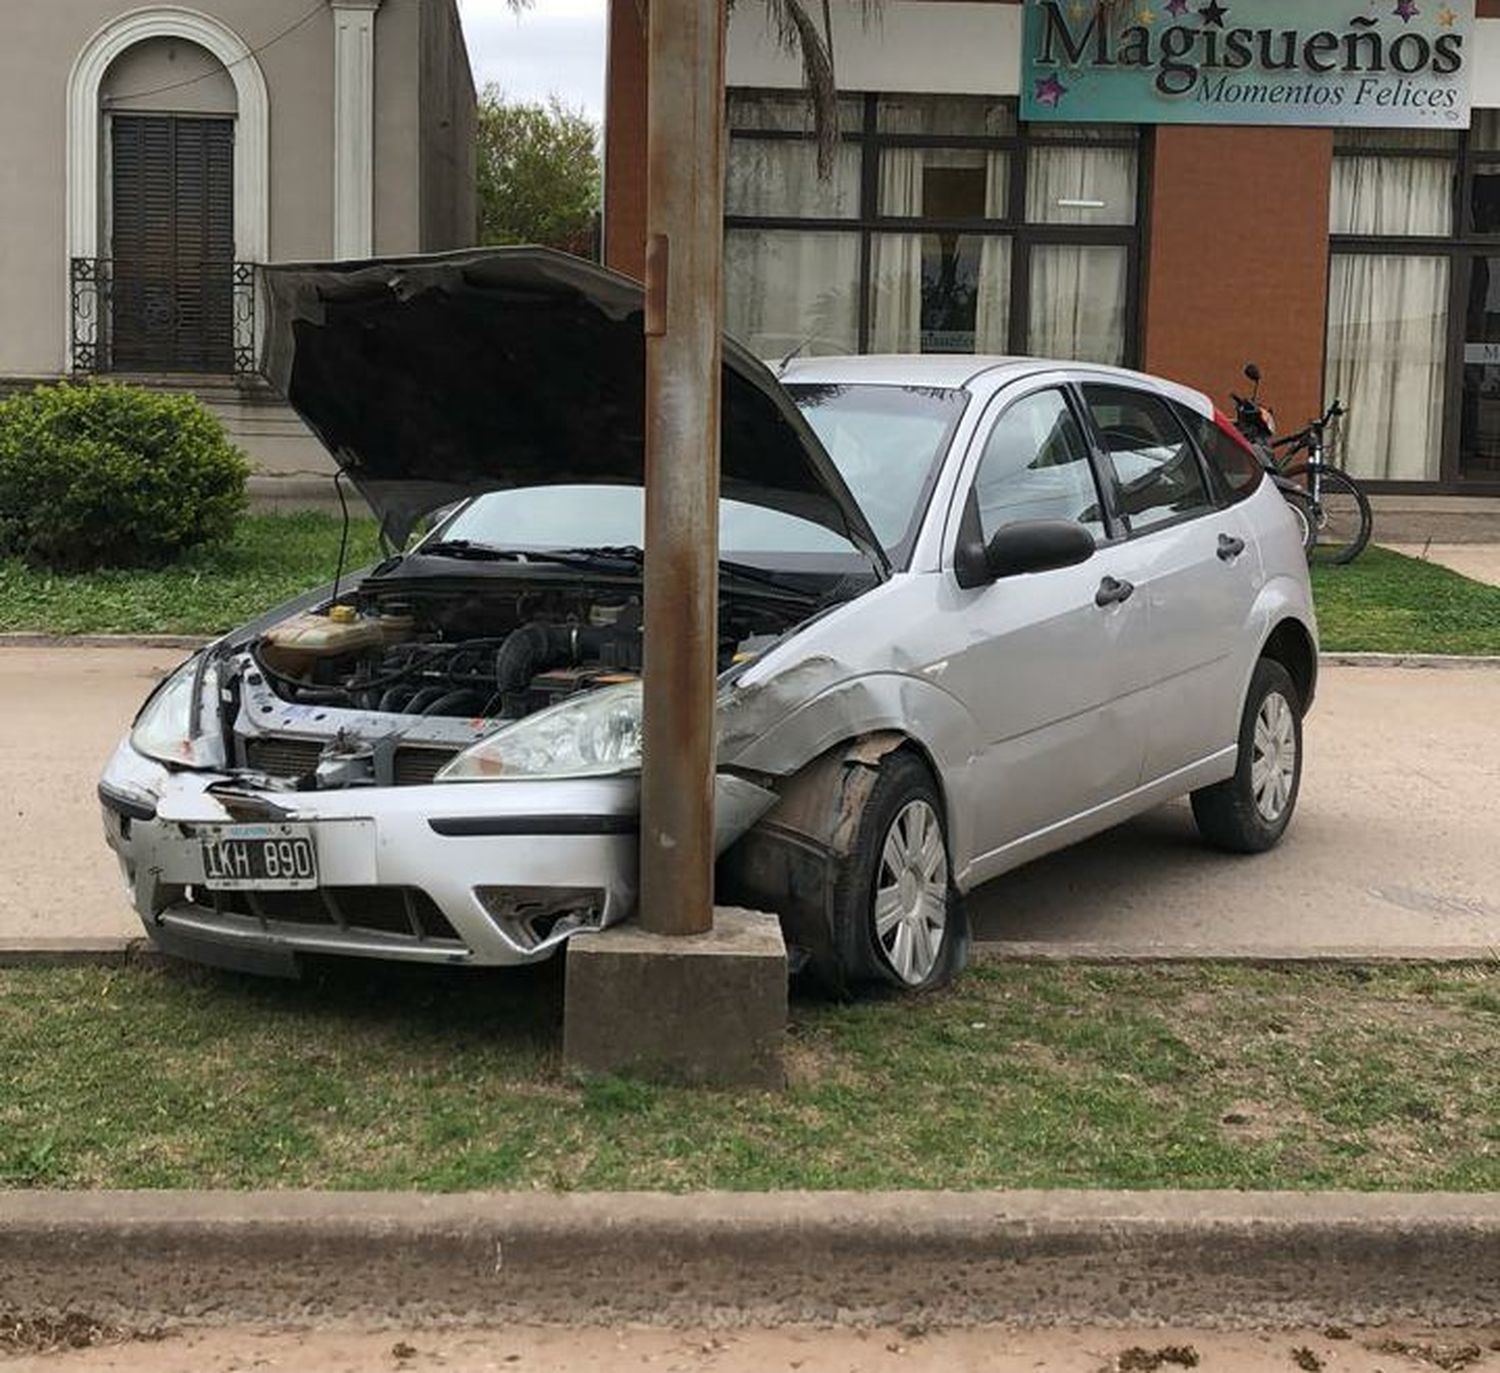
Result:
[1137, 6, 1156, 22]
[1437, 2, 1457, 22]
[1166, 0, 1191, 13]
[1197, 0, 1229, 27]
[1069, 0, 1087, 14]
[1393, 0, 1419, 19]
[1034, 74, 1069, 109]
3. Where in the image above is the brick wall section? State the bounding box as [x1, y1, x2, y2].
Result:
[1141, 126, 1333, 435]
[603, 0, 648, 279]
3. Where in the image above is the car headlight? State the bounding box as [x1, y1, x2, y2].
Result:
[436, 682, 643, 781]
[130, 656, 227, 769]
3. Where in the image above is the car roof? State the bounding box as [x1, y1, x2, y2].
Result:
[777, 354, 1216, 419]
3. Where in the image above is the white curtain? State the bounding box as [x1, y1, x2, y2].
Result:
[1330, 157, 1453, 237]
[1025, 146, 1137, 226]
[975, 154, 1012, 352]
[868, 105, 925, 352]
[1325, 253, 1448, 482]
[725, 138, 859, 219]
[724, 229, 860, 360]
[1029, 245, 1127, 365]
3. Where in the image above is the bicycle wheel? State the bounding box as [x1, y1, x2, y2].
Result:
[1280, 488, 1317, 555]
[1284, 463, 1372, 565]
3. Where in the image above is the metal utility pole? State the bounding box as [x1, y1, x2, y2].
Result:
[637, 0, 728, 936]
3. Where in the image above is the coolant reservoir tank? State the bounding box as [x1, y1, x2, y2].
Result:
[261, 607, 383, 676]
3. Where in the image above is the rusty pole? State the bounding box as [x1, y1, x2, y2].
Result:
[637, 0, 727, 935]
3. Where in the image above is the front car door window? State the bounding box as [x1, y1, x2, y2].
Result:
[1083, 385, 1213, 534]
[973, 388, 1107, 543]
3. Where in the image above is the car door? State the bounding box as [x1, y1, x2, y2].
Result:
[1079, 383, 1262, 784]
[939, 384, 1154, 876]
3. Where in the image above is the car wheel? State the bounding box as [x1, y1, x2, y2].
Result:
[1191, 658, 1303, 854]
[834, 752, 970, 991]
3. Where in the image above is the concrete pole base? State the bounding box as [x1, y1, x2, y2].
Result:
[563, 908, 787, 1090]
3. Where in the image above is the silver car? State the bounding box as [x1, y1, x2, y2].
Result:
[99, 249, 1317, 991]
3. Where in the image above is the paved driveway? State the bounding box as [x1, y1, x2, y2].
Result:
[2, 646, 1497, 954]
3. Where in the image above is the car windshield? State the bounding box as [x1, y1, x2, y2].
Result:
[432, 383, 964, 574]
[786, 383, 967, 562]
[433, 486, 863, 576]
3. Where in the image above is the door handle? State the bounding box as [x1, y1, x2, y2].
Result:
[1095, 576, 1135, 608]
[1217, 533, 1246, 562]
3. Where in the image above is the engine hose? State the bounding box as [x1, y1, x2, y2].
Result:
[421, 689, 479, 717]
[379, 684, 414, 713]
[405, 686, 449, 715]
[494, 622, 608, 696]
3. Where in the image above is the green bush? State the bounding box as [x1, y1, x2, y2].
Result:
[0, 382, 249, 571]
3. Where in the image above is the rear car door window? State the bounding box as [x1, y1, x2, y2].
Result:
[973, 389, 1106, 544]
[1172, 402, 1265, 503]
[1083, 385, 1213, 535]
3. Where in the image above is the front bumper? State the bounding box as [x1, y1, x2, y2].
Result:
[99, 740, 641, 971]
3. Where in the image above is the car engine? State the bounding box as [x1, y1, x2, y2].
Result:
[221, 575, 800, 790]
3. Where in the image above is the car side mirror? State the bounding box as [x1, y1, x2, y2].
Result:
[963, 519, 1095, 585]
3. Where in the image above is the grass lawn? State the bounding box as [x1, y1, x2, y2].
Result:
[3, 512, 1499, 653]
[3, 960, 1497, 1192]
[1311, 546, 1500, 656]
[0, 513, 382, 636]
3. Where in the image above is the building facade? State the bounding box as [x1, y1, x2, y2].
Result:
[604, 0, 1500, 495]
[0, 0, 476, 478]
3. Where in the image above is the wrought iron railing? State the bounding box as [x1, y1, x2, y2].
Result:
[70, 257, 258, 376]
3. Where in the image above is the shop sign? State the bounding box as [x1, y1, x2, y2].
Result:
[1465, 343, 1500, 364]
[1022, 0, 1475, 128]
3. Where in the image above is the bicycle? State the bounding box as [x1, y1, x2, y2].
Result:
[1270, 402, 1373, 566]
[1231, 366, 1373, 567]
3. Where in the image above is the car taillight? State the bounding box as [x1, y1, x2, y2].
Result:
[1214, 408, 1262, 457]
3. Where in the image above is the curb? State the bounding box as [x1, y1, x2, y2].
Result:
[1321, 651, 1500, 670]
[0, 938, 163, 969]
[3, 1190, 1498, 1330]
[975, 942, 1500, 965]
[0, 632, 212, 651]
[5, 938, 1497, 970]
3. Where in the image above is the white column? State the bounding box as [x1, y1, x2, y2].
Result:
[331, 0, 382, 259]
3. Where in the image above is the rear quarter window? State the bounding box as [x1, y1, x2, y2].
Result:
[1173, 402, 1265, 504]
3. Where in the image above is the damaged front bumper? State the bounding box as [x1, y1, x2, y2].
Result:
[100, 740, 777, 976]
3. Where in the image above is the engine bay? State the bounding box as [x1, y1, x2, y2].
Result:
[220, 572, 807, 790]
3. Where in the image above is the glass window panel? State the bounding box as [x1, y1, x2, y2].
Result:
[726, 137, 860, 218]
[727, 91, 862, 133]
[724, 228, 859, 360]
[869, 233, 1011, 354]
[1474, 110, 1500, 152]
[1325, 253, 1448, 481]
[974, 389, 1105, 542]
[1472, 164, 1500, 235]
[879, 147, 1008, 218]
[876, 95, 1014, 137]
[1083, 385, 1212, 534]
[1025, 146, 1137, 225]
[1173, 403, 1264, 502]
[1331, 156, 1454, 236]
[1028, 244, 1127, 366]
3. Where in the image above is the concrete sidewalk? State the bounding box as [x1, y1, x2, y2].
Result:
[3, 646, 1499, 957]
[4, 1190, 1498, 1330]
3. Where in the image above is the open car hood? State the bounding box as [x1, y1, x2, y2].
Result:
[260, 248, 888, 572]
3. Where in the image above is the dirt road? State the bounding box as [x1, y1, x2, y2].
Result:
[8, 1322, 1498, 1372]
[3, 645, 1498, 954]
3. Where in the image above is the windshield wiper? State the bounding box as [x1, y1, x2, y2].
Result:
[410, 539, 524, 562]
[546, 546, 816, 599]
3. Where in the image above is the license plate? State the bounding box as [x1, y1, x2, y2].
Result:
[200, 823, 318, 891]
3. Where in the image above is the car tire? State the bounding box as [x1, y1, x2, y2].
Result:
[833, 751, 970, 992]
[1191, 658, 1304, 854]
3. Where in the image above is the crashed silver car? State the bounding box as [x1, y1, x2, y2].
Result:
[99, 248, 1318, 991]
